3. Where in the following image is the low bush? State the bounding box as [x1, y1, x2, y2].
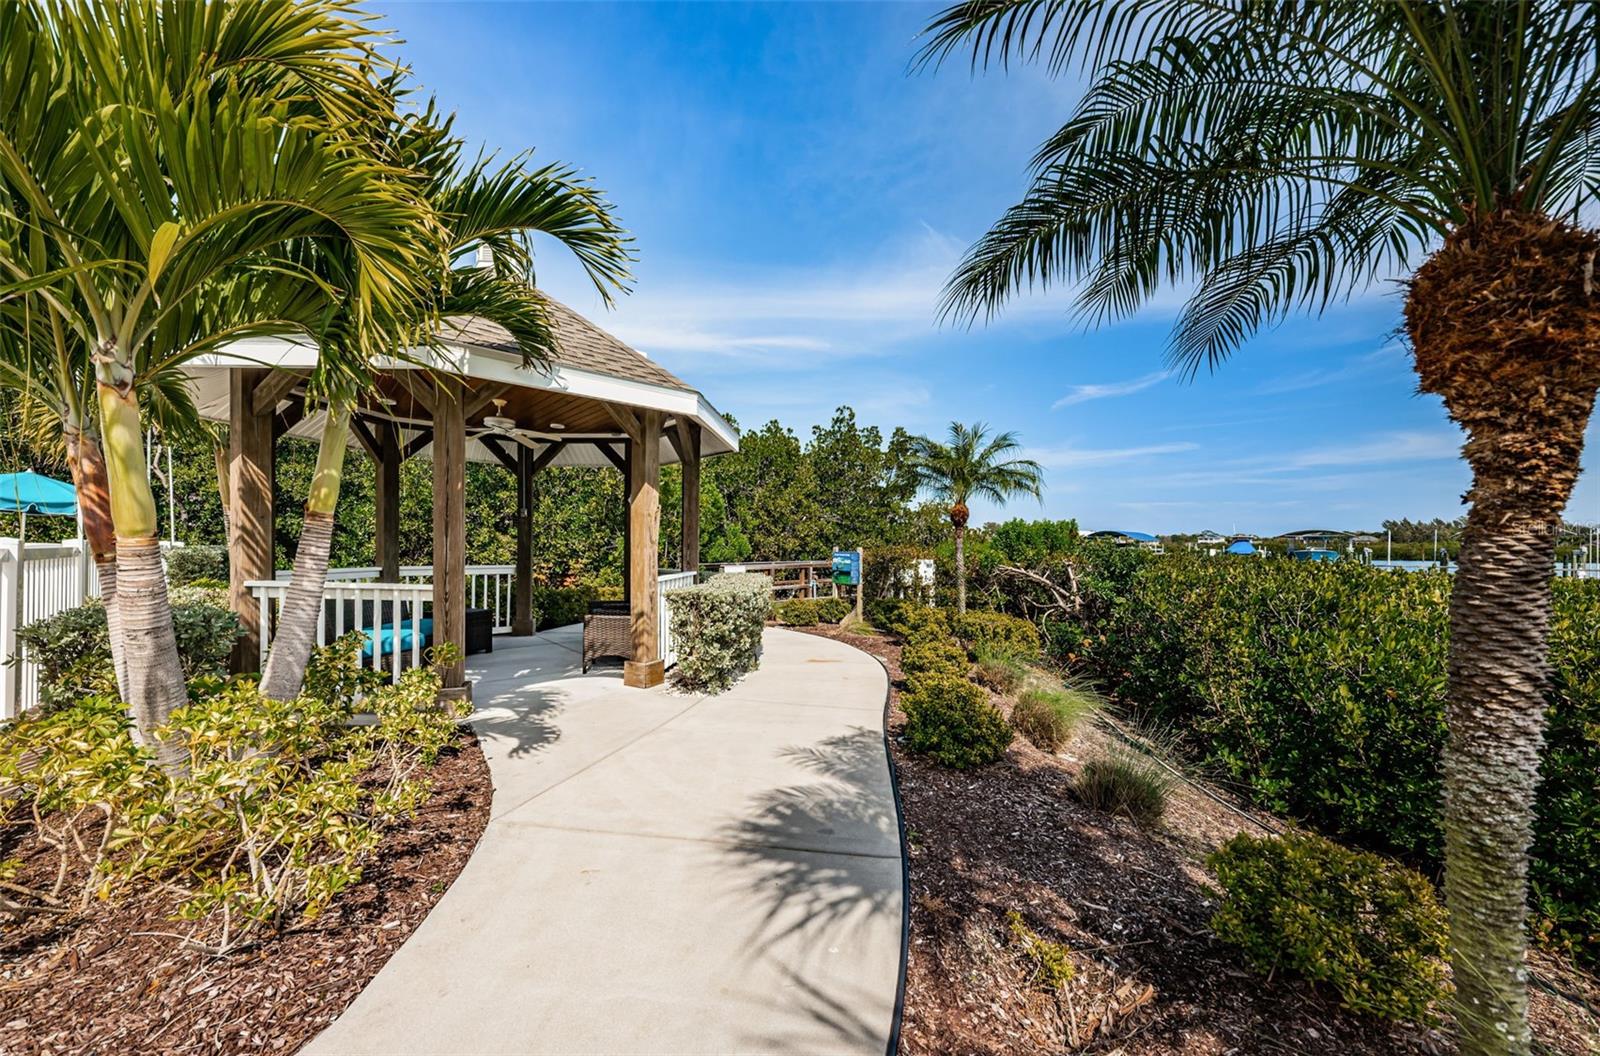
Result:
[1075, 746, 1171, 827]
[863, 545, 934, 605]
[1208, 831, 1449, 1023]
[953, 610, 1041, 662]
[814, 596, 852, 624]
[0, 634, 465, 951]
[669, 573, 772, 693]
[902, 673, 1012, 768]
[1006, 910, 1076, 989]
[1010, 685, 1100, 752]
[18, 597, 240, 710]
[531, 583, 600, 630]
[900, 638, 969, 686]
[774, 598, 820, 626]
[868, 600, 952, 645]
[165, 544, 228, 587]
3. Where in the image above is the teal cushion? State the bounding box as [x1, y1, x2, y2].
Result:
[362, 617, 433, 659]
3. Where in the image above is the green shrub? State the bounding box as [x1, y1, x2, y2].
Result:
[953, 610, 1041, 662]
[899, 638, 969, 685]
[1075, 746, 1171, 827]
[1010, 685, 1100, 752]
[774, 598, 820, 626]
[1085, 555, 1600, 966]
[17, 597, 240, 710]
[0, 638, 465, 951]
[814, 596, 851, 624]
[1006, 910, 1076, 989]
[1208, 831, 1449, 1023]
[867, 600, 952, 645]
[669, 573, 772, 693]
[902, 673, 1012, 768]
[863, 545, 934, 605]
[165, 544, 227, 587]
[971, 651, 1026, 694]
[531, 583, 600, 630]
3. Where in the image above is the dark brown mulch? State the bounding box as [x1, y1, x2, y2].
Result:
[798, 624, 1600, 1056]
[0, 730, 492, 1056]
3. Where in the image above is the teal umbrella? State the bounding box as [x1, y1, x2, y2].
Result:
[0, 471, 77, 516]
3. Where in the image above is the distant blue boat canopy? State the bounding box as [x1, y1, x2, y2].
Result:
[1088, 530, 1157, 543]
[1225, 539, 1256, 555]
[0, 471, 77, 516]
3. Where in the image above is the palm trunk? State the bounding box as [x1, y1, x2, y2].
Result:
[65, 427, 126, 699]
[1405, 209, 1600, 1056]
[97, 360, 187, 771]
[259, 408, 350, 700]
[954, 522, 966, 614]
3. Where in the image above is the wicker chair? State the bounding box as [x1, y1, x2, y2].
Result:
[583, 600, 631, 672]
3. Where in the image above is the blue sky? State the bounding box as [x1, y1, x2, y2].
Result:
[380, 1, 1600, 535]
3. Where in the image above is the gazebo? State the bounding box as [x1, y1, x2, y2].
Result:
[187, 295, 738, 697]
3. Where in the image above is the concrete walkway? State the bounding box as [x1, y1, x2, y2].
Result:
[304, 625, 903, 1056]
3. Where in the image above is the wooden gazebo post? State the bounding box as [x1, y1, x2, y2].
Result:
[227, 368, 281, 673]
[673, 421, 701, 574]
[432, 377, 469, 700]
[610, 406, 664, 688]
[374, 420, 401, 582]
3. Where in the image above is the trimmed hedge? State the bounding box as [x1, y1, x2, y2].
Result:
[902, 672, 1012, 768]
[868, 599, 951, 644]
[774, 598, 820, 626]
[165, 544, 228, 587]
[1087, 555, 1600, 966]
[17, 598, 240, 710]
[814, 596, 851, 624]
[900, 638, 969, 686]
[668, 573, 772, 693]
[1209, 831, 1449, 1022]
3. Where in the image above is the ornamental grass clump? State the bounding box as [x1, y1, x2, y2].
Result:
[0, 634, 465, 952]
[1075, 744, 1171, 828]
[1208, 831, 1450, 1024]
[971, 647, 1026, 694]
[902, 673, 1012, 768]
[1010, 684, 1101, 752]
[668, 573, 772, 693]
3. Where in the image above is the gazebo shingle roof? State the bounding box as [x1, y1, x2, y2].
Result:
[440, 294, 689, 392]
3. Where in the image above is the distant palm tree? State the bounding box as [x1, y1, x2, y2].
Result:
[907, 422, 1043, 613]
[919, 2, 1600, 1051]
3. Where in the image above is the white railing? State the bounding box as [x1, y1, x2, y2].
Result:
[657, 570, 698, 669]
[0, 539, 95, 717]
[248, 579, 435, 684]
[279, 564, 516, 632]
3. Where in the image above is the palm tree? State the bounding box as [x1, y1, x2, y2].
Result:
[907, 422, 1043, 613]
[257, 106, 633, 700]
[918, 2, 1600, 1051]
[0, 1, 435, 766]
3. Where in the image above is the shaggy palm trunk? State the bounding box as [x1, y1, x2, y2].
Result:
[952, 502, 969, 613]
[1406, 210, 1600, 1056]
[65, 426, 126, 699]
[96, 355, 187, 771]
[259, 408, 350, 700]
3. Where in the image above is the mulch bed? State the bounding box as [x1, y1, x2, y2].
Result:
[0, 730, 492, 1056]
[798, 624, 1600, 1056]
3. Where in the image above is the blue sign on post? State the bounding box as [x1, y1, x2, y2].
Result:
[831, 550, 861, 586]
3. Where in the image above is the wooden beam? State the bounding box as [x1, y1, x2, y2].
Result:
[478, 434, 520, 474]
[349, 415, 381, 461]
[250, 368, 309, 416]
[229, 369, 275, 673]
[512, 444, 535, 636]
[403, 428, 433, 461]
[604, 403, 643, 444]
[624, 410, 664, 688]
[374, 421, 400, 582]
[462, 382, 513, 422]
[432, 377, 468, 700]
[678, 421, 701, 575]
[529, 441, 565, 475]
[393, 371, 436, 417]
[596, 441, 628, 474]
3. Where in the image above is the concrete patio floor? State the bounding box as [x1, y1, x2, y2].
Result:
[304, 625, 903, 1056]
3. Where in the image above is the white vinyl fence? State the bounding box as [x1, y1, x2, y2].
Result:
[657, 570, 698, 669]
[0, 539, 97, 718]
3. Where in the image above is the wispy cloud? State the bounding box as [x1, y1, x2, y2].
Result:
[1051, 369, 1173, 410]
[1026, 441, 1199, 469]
[1253, 343, 1409, 396]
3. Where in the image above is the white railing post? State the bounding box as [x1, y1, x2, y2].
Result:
[0, 539, 19, 719]
[656, 570, 697, 670]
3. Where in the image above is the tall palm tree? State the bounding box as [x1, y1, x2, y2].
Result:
[0, 1, 435, 767]
[257, 105, 633, 701]
[907, 422, 1043, 613]
[918, 2, 1600, 1051]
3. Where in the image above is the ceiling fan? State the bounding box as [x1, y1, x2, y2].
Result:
[472, 399, 563, 448]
